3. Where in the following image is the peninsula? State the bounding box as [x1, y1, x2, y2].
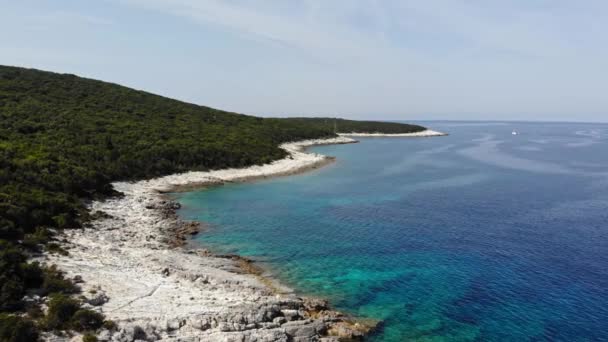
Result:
[0, 66, 444, 341]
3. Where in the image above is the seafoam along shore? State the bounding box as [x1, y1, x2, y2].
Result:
[339, 129, 446, 137]
[43, 136, 378, 342]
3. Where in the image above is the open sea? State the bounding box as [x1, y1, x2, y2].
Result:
[175, 121, 608, 341]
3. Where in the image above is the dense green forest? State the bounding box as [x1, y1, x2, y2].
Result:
[279, 117, 425, 134]
[0, 65, 426, 340]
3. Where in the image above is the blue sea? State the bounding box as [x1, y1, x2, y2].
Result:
[175, 121, 608, 341]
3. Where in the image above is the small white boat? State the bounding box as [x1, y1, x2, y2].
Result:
[512, 131, 518, 135]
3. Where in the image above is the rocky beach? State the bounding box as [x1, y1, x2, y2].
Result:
[338, 129, 446, 137]
[42, 136, 381, 341]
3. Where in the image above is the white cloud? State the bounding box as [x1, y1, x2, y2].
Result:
[116, 0, 419, 66]
[116, 0, 608, 61]
[3, 0, 607, 120]
[22, 10, 114, 31]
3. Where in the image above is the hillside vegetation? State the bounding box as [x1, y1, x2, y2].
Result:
[0, 65, 426, 340]
[280, 117, 425, 134]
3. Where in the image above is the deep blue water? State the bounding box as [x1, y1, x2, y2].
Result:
[175, 121, 608, 341]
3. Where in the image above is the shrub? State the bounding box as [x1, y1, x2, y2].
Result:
[26, 305, 44, 320]
[0, 245, 43, 311]
[0, 313, 39, 342]
[0, 241, 28, 311]
[22, 227, 52, 250]
[42, 294, 105, 333]
[82, 332, 98, 342]
[102, 320, 117, 331]
[45, 243, 69, 256]
[0, 220, 19, 240]
[41, 265, 78, 295]
[43, 294, 80, 330]
[21, 262, 43, 289]
[0, 279, 24, 312]
[70, 309, 104, 332]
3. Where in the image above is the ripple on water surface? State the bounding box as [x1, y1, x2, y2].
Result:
[176, 122, 608, 341]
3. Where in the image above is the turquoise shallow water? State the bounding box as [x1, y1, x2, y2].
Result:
[175, 122, 608, 341]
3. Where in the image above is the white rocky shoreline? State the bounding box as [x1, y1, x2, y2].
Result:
[42, 136, 379, 342]
[42, 131, 445, 341]
[338, 129, 446, 137]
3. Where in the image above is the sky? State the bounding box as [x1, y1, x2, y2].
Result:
[1, 0, 607, 122]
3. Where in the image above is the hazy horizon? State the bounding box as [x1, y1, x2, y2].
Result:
[2, 1, 607, 123]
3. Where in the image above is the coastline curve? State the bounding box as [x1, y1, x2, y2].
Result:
[338, 129, 447, 137]
[43, 136, 380, 341]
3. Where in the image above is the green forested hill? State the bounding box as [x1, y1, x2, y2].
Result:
[0, 66, 335, 240]
[0, 65, 425, 339]
[279, 117, 425, 134]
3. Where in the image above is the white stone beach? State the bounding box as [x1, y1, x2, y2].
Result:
[338, 129, 446, 137]
[42, 131, 447, 341]
[43, 136, 376, 342]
